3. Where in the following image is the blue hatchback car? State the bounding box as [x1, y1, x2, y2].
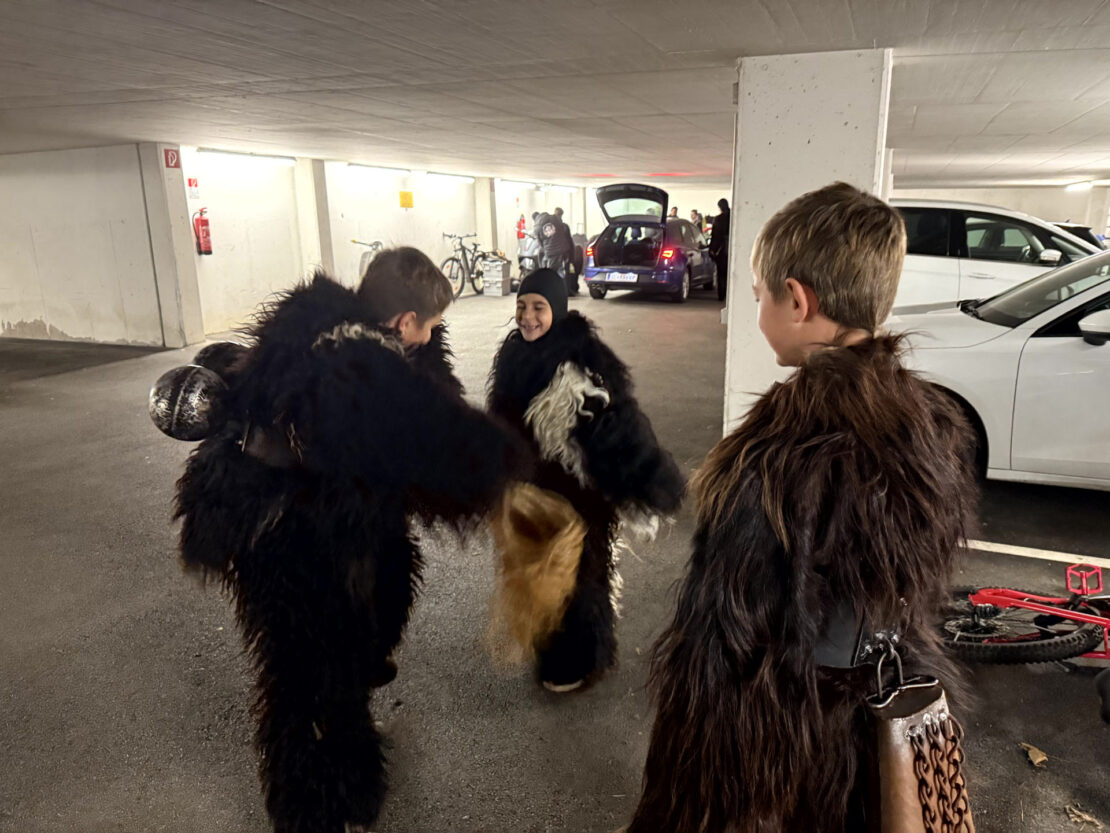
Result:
[584, 183, 717, 303]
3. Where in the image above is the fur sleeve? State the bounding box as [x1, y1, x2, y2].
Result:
[301, 338, 529, 523]
[409, 323, 465, 398]
[574, 394, 684, 515]
[573, 337, 684, 514]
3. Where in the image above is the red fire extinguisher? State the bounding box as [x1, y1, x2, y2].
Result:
[192, 208, 213, 255]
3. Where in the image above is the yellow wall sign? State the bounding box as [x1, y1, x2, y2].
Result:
[399, 190, 414, 208]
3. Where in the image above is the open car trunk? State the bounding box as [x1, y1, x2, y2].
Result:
[593, 223, 665, 268]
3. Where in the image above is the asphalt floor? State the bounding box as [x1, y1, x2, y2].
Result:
[1, 285, 1107, 832]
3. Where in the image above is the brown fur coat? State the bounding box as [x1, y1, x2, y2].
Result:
[628, 335, 977, 833]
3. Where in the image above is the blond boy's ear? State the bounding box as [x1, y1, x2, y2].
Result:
[783, 277, 818, 322]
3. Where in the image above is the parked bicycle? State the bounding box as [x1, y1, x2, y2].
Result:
[441, 233, 509, 298]
[352, 239, 384, 279]
[941, 562, 1110, 721]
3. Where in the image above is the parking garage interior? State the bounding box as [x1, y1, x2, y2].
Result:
[2, 3, 1109, 832]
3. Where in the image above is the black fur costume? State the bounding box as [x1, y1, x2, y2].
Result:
[174, 273, 525, 832]
[488, 311, 684, 687]
[627, 335, 977, 833]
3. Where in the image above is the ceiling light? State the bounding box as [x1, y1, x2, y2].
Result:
[1065, 181, 1094, 192]
[197, 148, 296, 166]
[426, 172, 475, 183]
[347, 163, 413, 176]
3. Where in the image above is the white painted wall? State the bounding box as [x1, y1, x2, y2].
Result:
[180, 147, 305, 335]
[326, 165, 479, 286]
[0, 145, 162, 344]
[893, 186, 1110, 234]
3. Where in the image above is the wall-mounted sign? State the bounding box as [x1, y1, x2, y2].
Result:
[399, 190, 414, 209]
[164, 148, 180, 168]
[187, 177, 200, 199]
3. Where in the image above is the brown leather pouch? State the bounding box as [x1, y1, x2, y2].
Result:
[866, 666, 975, 833]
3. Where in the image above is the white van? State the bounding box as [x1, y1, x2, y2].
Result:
[890, 199, 1100, 306]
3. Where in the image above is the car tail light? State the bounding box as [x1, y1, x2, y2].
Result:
[662, 248, 674, 259]
[586, 245, 594, 256]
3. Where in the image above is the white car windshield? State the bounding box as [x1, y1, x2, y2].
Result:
[971, 250, 1110, 327]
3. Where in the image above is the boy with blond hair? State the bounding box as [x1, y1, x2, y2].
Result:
[627, 183, 977, 833]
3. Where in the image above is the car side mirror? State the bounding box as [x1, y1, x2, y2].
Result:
[1038, 248, 1063, 266]
[1078, 308, 1110, 346]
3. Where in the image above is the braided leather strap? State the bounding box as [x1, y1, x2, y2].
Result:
[909, 712, 974, 833]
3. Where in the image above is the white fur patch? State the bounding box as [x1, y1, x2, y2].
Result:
[312, 322, 404, 354]
[524, 362, 610, 487]
[617, 505, 662, 542]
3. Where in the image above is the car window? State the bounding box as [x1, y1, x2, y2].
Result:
[963, 212, 1045, 263]
[692, 226, 707, 247]
[679, 223, 698, 247]
[899, 208, 949, 257]
[1046, 231, 1090, 261]
[1037, 291, 1110, 337]
[973, 250, 1110, 327]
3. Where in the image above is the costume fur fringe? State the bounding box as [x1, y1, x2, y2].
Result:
[487, 483, 586, 664]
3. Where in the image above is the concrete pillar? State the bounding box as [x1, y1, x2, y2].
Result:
[723, 49, 893, 430]
[476, 177, 497, 250]
[882, 149, 895, 200]
[1085, 187, 1110, 236]
[137, 142, 205, 348]
[294, 158, 326, 275]
[298, 158, 336, 276]
[577, 187, 589, 236]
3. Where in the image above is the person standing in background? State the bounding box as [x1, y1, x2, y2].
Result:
[708, 198, 730, 301]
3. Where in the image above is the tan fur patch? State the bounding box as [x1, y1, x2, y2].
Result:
[486, 483, 586, 665]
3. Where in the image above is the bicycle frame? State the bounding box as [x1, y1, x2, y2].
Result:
[968, 564, 1110, 659]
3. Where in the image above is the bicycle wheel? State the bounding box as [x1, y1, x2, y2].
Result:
[441, 257, 466, 299]
[470, 267, 485, 295]
[941, 587, 1104, 664]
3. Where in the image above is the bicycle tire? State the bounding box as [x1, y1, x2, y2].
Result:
[441, 257, 466, 299]
[941, 587, 1104, 664]
[471, 272, 485, 295]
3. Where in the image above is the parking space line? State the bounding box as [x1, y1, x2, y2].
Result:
[967, 539, 1110, 570]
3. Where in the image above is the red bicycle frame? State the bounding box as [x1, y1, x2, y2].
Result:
[968, 564, 1110, 660]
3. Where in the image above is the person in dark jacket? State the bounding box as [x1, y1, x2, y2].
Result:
[167, 248, 528, 833]
[488, 269, 684, 691]
[708, 197, 730, 301]
[627, 184, 977, 833]
[538, 209, 575, 293]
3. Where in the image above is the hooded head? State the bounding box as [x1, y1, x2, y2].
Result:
[515, 268, 568, 341]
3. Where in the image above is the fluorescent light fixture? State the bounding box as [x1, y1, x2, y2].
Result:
[425, 172, 475, 183]
[1066, 181, 1094, 192]
[197, 148, 296, 166]
[347, 163, 413, 176]
[498, 178, 540, 188]
[549, 184, 579, 192]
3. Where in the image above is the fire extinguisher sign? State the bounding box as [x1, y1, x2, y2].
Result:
[163, 148, 180, 168]
[187, 177, 200, 199]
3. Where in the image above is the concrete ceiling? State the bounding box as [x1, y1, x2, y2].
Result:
[1, 0, 1109, 187]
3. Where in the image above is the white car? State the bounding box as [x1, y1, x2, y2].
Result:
[891, 249, 1110, 491]
[891, 199, 1101, 307]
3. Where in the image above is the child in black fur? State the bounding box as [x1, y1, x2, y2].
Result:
[627, 184, 978, 833]
[488, 269, 684, 691]
[173, 248, 527, 833]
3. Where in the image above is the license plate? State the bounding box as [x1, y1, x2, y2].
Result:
[607, 272, 639, 283]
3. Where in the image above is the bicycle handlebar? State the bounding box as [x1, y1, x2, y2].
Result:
[443, 232, 478, 240]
